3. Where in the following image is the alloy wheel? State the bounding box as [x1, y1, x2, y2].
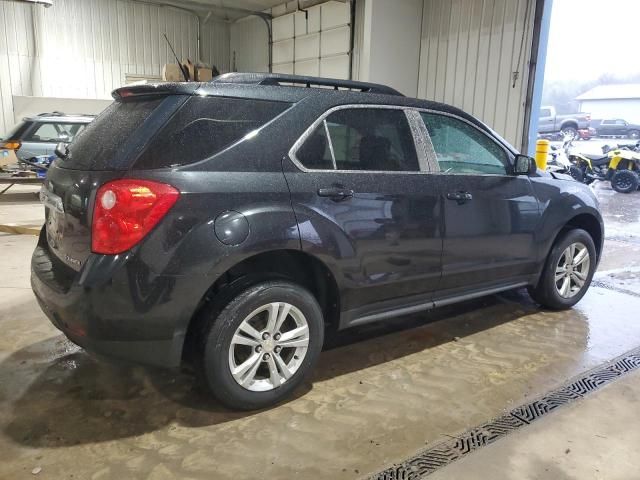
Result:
[555, 242, 590, 298]
[228, 302, 310, 392]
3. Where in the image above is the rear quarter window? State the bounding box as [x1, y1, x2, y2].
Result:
[134, 96, 291, 169]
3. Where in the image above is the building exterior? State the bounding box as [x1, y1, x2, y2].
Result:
[576, 84, 640, 124]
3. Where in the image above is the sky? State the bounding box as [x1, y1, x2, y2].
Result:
[544, 0, 640, 82]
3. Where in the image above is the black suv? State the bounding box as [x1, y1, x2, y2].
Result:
[32, 73, 603, 410]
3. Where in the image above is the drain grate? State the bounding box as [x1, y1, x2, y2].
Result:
[370, 346, 640, 480]
[591, 280, 640, 298]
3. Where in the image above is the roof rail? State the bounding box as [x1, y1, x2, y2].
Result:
[212, 72, 404, 96]
[34, 111, 96, 118]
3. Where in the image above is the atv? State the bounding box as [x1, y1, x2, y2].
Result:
[568, 141, 640, 193]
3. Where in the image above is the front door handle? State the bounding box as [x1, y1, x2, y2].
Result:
[446, 191, 473, 204]
[318, 187, 354, 201]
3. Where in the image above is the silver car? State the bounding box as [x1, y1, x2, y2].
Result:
[2, 112, 94, 161]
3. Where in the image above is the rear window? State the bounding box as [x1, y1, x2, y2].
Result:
[61, 98, 164, 170]
[3, 121, 32, 141]
[24, 122, 86, 143]
[134, 96, 290, 169]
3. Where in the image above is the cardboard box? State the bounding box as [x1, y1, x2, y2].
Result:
[182, 59, 195, 81]
[0, 148, 19, 168]
[162, 61, 212, 82]
[162, 63, 184, 82]
[196, 67, 213, 82]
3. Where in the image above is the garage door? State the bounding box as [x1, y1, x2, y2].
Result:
[272, 1, 351, 79]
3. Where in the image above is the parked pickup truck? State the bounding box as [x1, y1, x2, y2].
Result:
[594, 119, 640, 139]
[538, 106, 590, 138]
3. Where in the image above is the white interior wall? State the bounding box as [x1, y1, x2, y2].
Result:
[354, 0, 535, 150]
[201, 17, 231, 73]
[229, 0, 351, 79]
[354, 0, 422, 96]
[12, 96, 113, 122]
[230, 15, 269, 72]
[0, 0, 229, 136]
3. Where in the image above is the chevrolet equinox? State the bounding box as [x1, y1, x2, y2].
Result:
[32, 73, 604, 410]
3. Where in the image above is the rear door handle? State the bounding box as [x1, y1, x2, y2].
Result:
[317, 187, 354, 201]
[446, 191, 473, 204]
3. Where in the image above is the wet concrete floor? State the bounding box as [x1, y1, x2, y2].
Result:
[0, 182, 639, 479]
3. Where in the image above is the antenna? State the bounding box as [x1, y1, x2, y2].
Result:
[163, 33, 189, 82]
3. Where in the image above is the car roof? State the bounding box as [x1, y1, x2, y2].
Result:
[113, 72, 479, 120]
[111, 72, 518, 153]
[24, 112, 95, 123]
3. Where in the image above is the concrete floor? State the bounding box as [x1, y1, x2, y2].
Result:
[430, 368, 640, 480]
[0, 183, 639, 479]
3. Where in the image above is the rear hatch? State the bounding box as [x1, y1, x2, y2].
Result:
[40, 93, 184, 273]
[39, 85, 292, 275]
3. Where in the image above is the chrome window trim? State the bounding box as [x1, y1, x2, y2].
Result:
[404, 109, 433, 172]
[414, 108, 515, 177]
[406, 109, 439, 172]
[322, 119, 338, 170]
[288, 104, 433, 175]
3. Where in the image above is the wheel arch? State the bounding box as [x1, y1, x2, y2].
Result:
[560, 120, 579, 131]
[556, 212, 603, 260]
[181, 249, 340, 362]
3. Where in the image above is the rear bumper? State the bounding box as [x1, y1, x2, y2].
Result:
[30, 240, 208, 368]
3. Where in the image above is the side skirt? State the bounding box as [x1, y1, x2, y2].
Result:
[340, 282, 530, 329]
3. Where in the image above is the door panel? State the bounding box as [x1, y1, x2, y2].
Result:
[284, 169, 443, 313]
[438, 174, 539, 297]
[419, 111, 541, 298]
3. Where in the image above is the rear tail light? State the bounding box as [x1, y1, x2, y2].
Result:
[2, 140, 21, 150]
[92, 179, 180, 255]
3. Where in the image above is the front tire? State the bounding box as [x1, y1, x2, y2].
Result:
[611, 169, 639, 193]
[568, 165, 585, 183]
[198, 280, 324, 410]
[528, 228, 596, 310]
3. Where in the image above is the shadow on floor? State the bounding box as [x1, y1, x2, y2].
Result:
[1, 289, 541, 448]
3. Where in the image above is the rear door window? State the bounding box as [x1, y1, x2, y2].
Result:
[134, 97, 291, 169]
[295, 123, 334, 170]
[295, 108, 420, 172]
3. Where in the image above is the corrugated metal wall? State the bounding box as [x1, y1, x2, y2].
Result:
[0, 0, 229, 135]
[0, 2, 35, 134]
[201, 18, 231, 73]
[418, 0, 535, 148]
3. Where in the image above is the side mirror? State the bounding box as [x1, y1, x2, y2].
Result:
[54, 142, 68, 159]
[514, 154, 536, 175]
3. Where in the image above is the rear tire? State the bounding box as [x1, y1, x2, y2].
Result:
[611, 169, 639, 194]
[198, 280, 324, 410]
[528, 228, 596, 310]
